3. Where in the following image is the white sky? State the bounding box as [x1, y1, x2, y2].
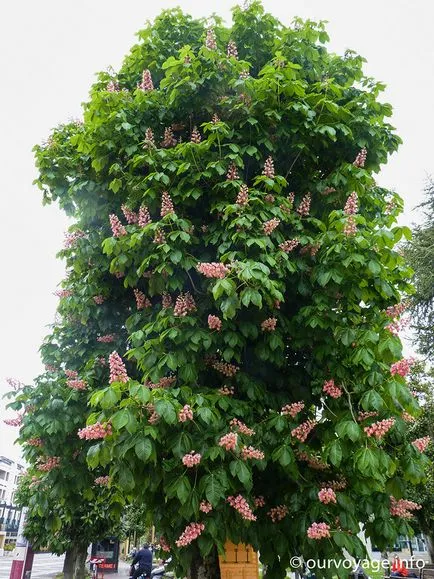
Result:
[0, 0, 432, 461]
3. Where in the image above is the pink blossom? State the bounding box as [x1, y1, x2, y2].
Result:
[205, 28, 217, 50]
[144, 128, 155, 148]
[27, 437, 43, 447]
[402, 411, 416, 423]
[318, 488, 337, 504]
[390, 358, 415, 377]
[279, 239, 300, 252]
[191, 127, 201, 143]
[197, 262, 230, 279]
[109, 351, 128, 383]
[173, 292, 196, 317]
[364, 418, 395, 439]
[178, 404, 193, 422]
[344, 215, 357, 236]
[121, 205, 139, 224]
[357, 411, 378, 422]
[353, 147, 367, 168]
[254, 496, 265, 508]
[66, 379, 87, 391]
[94, 476, 110, 486]
[218, 385, 235, 396]
[64, 230, 85, 248]
[226, 163, 240, 180]
[412, 436, 431, 453]
[307, 522, 331, 539]
[175, 522, 205, 547]
[134, 289, 152, 310]
[106, 80, 119, 92]
[161, 191, 175, 217]
[153, 228, 166, 244]
[65, 369, 78, 378]
[159, 537, 171, 552]
[182, 451, 202, 467]
[261, 156, 275, 179]
[263, 218, 280, 235]
[322, 379, 342, 399]
[146, 376, 176, 389]
[297, 193, 311, 217]
[261, 317, 277, 332]
[344, 192, 359, 215]
[321, 478, 347, 491]
[138, 205, 152, 227]
[93, 295, 105, 305]
[138, 69, 154, 91]
[208, 315, 222, 331]
[390, 497, 422, 518]
[45, 365, 56, 373]
[161, 127, 177, 148]
[265, 193, 275, 203]
[219, 432, 238, 451]
[236, 184, 249, 206]
[291, 419, 316, 442]
[78, 422, 112, 440]
[109, 214, 127, 237]
[281, 401, 305, 418]
[4, 415, 23, 427]
[241, 446, 264, 460]
[200, 501, 213, 513]
[268, 505, 289, 522]
[230, 418, 255, 436]
[322, 187, 336, 195]
[227, 40, 238, 58]
[296, 451, 328, 470]
[227, 495, 256, 521]
[161, 292, 172, 309]
[212, 113, 220, 124]
[54, 289, 73, 298]
[37, 456, 60, 472]
[97, 334, 116, 343]
[213, 360, 239, 377]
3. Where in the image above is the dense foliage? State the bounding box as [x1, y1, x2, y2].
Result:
[6, 3, 430, 578]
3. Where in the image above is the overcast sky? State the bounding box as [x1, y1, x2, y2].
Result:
[0, 0, 432, 462]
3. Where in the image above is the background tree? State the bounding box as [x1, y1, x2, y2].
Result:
[405, 179, 434, 360]
[19, 2, 430, 578]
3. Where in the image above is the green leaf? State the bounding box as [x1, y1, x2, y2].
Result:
[135, 438, 153, 462]
[204, 473, 225, 505]
[328, 440, 343, 467]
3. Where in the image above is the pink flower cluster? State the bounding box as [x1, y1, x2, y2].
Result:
[344, 192, 358, 215]
[138, 69, 154, 91]
[109, 351, 128, 383]
[64, 230, 85, 248]
[321, 477, 347, 491]
[237, 184, 249, 206]
[159, 537, 171, 552]
[161, 191, 175, 217]
[212, 113, 220, 124]
[307, 522, 331, 540]
[402, 411, 416, 423]
[94, 476, 110, 486]
[268, 505, 289, 523]
[219, 432, 238, 451]
[208, 315, 222, 331]
[65, 369, 78, 378]
[219, 385, 235, 396]
[297, 193, 311, 216]
[121, 205, 139, 224]
[45, 365, 56, 372]
[227, 40, 238, 58]
[175, 522, 205, 547]
[173, 292, 196, 317]
[241, 446, 264, 460]
[78, 422, 113, 440]
[109, 214, 127, 237]
[54, 289, 73, 298]
[230, 418, 255, 436]
[97, 334, 116, 343]
[161, 127, 177, 148]
[264, 193, 275, 203]
[27, 437, 43, 447]
[153, 228, 166, 244]
[144, 128, 155, 147]
[4, 415, 23, 427]
[262, 156, 275, 179]
[212, 360, 239, 377]
[386, 318, 409, 336]
[197, 262, 230, 279]
[37, 456, 60, 472]
[205, 29, 217, 50]
[390, 497, 422, 518]
[282, 401, 305, 418]
[162, 292, 172, 309]
[318, 488, 337, 504]
[344, 215, 357, 237]
[357, 411, 378, 422]
[261, 317, 277, 332]
[390, 358, 415, 377]
[227, 495, 257, 521]
[134, 289, 151, 310]
[146, 376, 176, 390]
[182, 452, 202, 467]
[250, 497, 265, 510]
[297, 452, 328, 470]
[279, 239, 300, 252]
[353, 147, 367, 168]
[364, 418, 395, 438]
[93, 295, 105, 305]
[67, 379, 87, 391]
[412, 436, 431, 453]
[200, 501, 213, 513]
[322, 379, 342, 399]
[178, 404, 193, 422]
[291, 419, 316, 442]
[226, 163, 240, 180]
[190, 126, 201, 143]
[263, 218, 280, 235]
[138, 205, 152, 227]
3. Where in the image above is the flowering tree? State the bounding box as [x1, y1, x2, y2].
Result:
[22, 2, 430, 578]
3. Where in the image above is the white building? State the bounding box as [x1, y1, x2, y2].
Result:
[0, 455, 25, 554]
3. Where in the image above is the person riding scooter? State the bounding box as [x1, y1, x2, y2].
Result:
[129, 543, 153, 579]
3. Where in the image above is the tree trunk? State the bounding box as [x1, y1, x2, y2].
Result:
[62, 547, 75, 579]
[425, 534, 434, 564]
[187, 546, 221, 579]
[73, 544, 88, 579]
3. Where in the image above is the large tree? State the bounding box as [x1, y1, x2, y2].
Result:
[15, 2, 430, 578]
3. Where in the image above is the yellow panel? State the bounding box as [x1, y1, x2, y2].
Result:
[219, 542, 259, 579]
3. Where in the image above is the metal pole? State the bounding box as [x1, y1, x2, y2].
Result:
[9, 507, 33, 579]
